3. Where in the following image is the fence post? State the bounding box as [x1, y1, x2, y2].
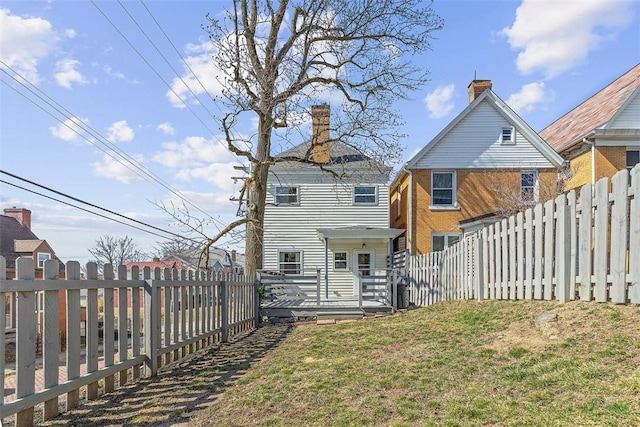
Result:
[15, 257, 36, 426]
[556, 194, 572, 303]
[143, 273, 159, 376]
[221, 280, 228, 342]
[476, 233, 485, 301]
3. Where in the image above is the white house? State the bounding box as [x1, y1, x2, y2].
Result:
[263, 104, 403, 299]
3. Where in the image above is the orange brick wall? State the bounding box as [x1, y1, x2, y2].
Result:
[565, 146, 627, 191]
[404, 168, 558, 254]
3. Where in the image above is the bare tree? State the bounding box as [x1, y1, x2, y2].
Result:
[88, 235, 148, 271]
[201, 0, 443, 276]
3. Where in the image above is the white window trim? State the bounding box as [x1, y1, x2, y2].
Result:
[353, 185, 378, 205]
[520, 170, 539, 204]
[430, 170, 457, 209]
[333, 251, 349, 270]
[274, 186, 300, 205]
[500, 126, 515, 145]
[431, 233, 461, 252]
[37, 252, 51, 268]
[277, 249, 303, 275]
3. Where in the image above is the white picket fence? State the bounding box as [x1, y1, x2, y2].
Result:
[1, 258, 258, 427]
[406, 165, 640, 307]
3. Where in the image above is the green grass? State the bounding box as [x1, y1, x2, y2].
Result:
[193, 300, 640, 427]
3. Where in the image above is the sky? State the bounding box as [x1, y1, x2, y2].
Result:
[0, 0, 638, 265]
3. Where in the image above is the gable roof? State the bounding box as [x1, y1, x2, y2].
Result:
[0, 214, 62, 270]
[406, 88, 563, 169]
[272, 139, 392, 176]
[539, 63, 640, 152]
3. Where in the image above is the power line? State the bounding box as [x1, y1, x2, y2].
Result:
[0, 169, 238, 248]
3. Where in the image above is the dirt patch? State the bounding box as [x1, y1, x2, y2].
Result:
[486, 300, 640, 353]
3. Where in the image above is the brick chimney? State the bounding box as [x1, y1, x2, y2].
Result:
[467, 79, 492, 103]
[4, 207, 32, 230]
[231, 250, 237, 263]
[311, 104, 331, 164]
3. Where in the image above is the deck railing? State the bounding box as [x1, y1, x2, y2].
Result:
[1, 258, 258, 427]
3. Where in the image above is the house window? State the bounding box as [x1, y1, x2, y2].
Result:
[354, 186, 377, 204]
[501, 127, 515, 144]
[37, 252, 51, 268]
[432, 171, 456, 206]
[334, 251, 348, 270]
[396, 187, 402, 218]
[432, 234, 461, 252]
[275, 186, 299, 205]
[627, 150, 639, 180]
[521, 171, 538, 203]
[278, 251, 302, 274]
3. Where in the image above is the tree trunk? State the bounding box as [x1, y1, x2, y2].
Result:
[244, 115, 272, 278]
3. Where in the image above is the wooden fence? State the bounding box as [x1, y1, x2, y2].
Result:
[406, 166, 639, 307]
[1, 257, 258, 427]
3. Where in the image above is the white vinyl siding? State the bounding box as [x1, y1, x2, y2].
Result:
[264, 181, 391, 297]
[608, 91, 640, 128]
[413, 101, 557, 169]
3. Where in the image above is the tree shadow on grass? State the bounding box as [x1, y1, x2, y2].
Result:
[35, 324, 293, 427]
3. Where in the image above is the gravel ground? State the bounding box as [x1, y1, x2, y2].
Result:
[3, 324, 292, 427]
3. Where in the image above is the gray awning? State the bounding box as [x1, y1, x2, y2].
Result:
[317, 226, 404, 240]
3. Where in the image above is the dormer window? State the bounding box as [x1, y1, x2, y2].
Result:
[501, 127, 514, 145]
[37, 252, 51, 268]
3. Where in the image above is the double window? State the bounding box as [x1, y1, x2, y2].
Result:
[333, 251, 348, 270]
[278, 251, 302, 274]
[432, 171, 456, 207]
[354, 186, 377, 205]
[275, 186, 299, 205]
[432, 234, 461, 252]
[520, 171, 539, 203]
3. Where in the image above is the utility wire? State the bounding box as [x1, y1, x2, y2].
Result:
[0, 169, 238, 247]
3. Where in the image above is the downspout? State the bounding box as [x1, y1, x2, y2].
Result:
[403, 166, 414, 254]
[589, 138, 596, 187]
[324, 237, 329, 299]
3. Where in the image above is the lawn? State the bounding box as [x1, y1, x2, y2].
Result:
[191, 299, 640, 427]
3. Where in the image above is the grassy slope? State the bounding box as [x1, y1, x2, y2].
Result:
[192, 300, 640, 427]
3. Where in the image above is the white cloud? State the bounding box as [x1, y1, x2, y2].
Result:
[54, 58, 88, 89]
[153, 136, 232, 168]
[167, 42, 224, 108]
[424, 84, 455, 119]
[506, 81, 553, 114]
[0, 8, 60, 84]
[49, 117, 89, 142]
[106, 120, 134, 143]
[91, 152, 145, 183]
[157, 122, 174, 135]
[501, 0, 635, 78]
[152, 136, 236, 189]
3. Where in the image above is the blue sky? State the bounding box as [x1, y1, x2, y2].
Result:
[1, 0, 638, 264]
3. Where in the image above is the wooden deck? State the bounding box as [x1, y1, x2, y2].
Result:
[260, 298, 393, 320]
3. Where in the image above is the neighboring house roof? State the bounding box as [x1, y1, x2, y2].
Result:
[272, 139, 392, 179]
[0, 214, 63, 271]
[406, 88, 564, 169]
[539, 63, 640, 152]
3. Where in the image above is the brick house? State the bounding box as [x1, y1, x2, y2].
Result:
[539, 63, 640, 190]
[0, 207, 66, 332]
[391, 80, 564, 254]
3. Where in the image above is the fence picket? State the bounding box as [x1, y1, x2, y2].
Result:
[524, 208, 533, 299]
[43, 260, 60, 420]
[594, 177, 609, 302]
[610, 170, 629, 303]
[630, 165, 640, 304]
